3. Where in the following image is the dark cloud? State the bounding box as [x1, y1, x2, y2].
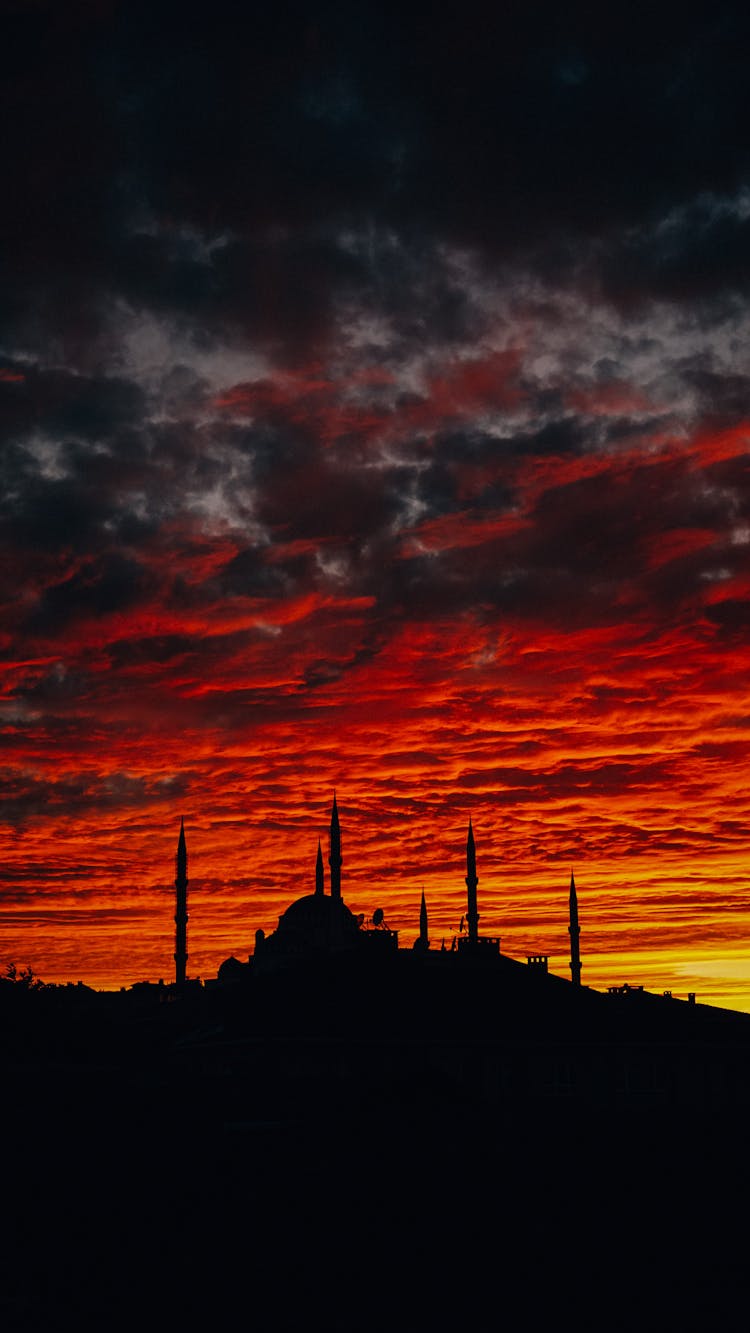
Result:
[16, 662, 92, 707]
[685, 369, 750, 429]
[704, 597, 750, 636]
[4, 1, 750, 340]
[456, 759, 678, 794]
[22, 553, 150, 635]
[0, 768, 189, 826]
[216, 546, 292, 599]
[2, 469, 121, 554]
[0, 368, 145, 446]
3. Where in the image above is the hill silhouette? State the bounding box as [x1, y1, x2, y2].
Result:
[2, 953, 749, 1330]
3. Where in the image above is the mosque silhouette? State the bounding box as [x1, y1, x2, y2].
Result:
[177, 795, 581, 984]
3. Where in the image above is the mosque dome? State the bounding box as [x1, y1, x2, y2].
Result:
[272, 892, 361, 954]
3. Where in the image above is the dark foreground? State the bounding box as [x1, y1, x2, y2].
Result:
[2, 969, 748, 1330]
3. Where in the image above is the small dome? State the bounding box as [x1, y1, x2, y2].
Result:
[217, 954, 247, 981]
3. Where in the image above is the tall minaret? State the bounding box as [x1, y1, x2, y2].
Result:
[174, 817, 188, 989]
[329, 794, 342, 901]
[568, 869, 582, 987]
[419, 888, 429, 949]
[465, 819, 479, 946]
[315, 838, 324, 897]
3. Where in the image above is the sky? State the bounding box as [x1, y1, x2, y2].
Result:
[2, 0, 750, 1005]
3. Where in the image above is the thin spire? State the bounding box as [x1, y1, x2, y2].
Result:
[419, 888, 429, 948]
[465, 819, 479, 946]
[315, 838, 324, 896]
[329, 793, 342, 901]
[569, 869, 582, 987]
[174, 817, 189, 989]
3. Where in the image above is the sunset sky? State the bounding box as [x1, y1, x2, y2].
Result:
[2, 1, 750, 1006]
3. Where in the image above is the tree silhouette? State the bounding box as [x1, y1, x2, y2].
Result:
[2, 963, 45, 990]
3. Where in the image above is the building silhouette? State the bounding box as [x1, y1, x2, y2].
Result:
[180, 796, 581, 985]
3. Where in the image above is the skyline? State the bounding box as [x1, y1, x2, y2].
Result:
[2, 2, 750, 1008]
[4, 796, 749, 1007]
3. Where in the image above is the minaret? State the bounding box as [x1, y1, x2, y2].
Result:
[174, 817, 188, 989]
[329, 794, 342, 901]
[315, 838, 324, 897]
[419, 888, 429, 949]
[569, 869, 582, 987]
[465, 819, 479, 946]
